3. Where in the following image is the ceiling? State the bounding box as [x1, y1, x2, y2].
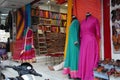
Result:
[32, 0, 67, 9]
[0, 0, 34, 14]
[0, 0, 67, 14]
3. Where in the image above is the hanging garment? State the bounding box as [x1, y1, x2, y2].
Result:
[63, 19, 80, 78]
[77, 15, 100, 80]
[20, 28, 35, 62]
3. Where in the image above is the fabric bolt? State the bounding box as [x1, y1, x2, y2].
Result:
[0, 49, 6, 55]
[63, 19, 80, 78]
[77, 16, 100, 80]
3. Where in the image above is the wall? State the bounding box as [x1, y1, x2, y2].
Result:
[60, 7, 67, 13]
[73, 0, 101, 23]
[38, 4, 50, 10]
[0, 14, 8, 25]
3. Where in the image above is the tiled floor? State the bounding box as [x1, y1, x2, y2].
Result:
[1, 56, 73, 80]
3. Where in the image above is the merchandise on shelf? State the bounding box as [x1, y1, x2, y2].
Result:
[31, 8, 67, 33]
[37, 32, 47, 54]
[31, 8, 66, 55]
[94, 59, 120, 80]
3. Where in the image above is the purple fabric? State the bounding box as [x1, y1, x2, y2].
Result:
[77, 16, 100, 80]
[0, 49, 6, 55]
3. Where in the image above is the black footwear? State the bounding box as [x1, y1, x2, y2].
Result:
[68, 74, 71, 79]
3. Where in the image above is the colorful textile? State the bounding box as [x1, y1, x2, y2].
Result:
[20, 48, 35, 60]
[12, 38, 24, 60]
[63, 19, 80, 78]
[20, 28, 35, 61]
[16, 7, 25, 40]
[77, 16, 100, 80]
[25, 4, 31, 28]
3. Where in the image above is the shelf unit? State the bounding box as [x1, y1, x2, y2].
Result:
[37, 30, 47, 54]
[31, 8, 67, 54]
[31, 8, 67, 32]
[38, 9, 67, 33]
[33, 32, 38, 49]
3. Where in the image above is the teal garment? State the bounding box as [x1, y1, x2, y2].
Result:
[23, 28, 32, 51]
[23, 28, 27, 36]
[64, 19, 80, 74]
[25, 45, 32, 50]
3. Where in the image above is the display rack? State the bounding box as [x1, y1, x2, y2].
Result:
[110, 0, 120, 53]
[31, 8, 66, 54]
[33, 32, 38, 49]
[37, 30, 47, 54]
[38, 9, 67, 33]
[31, 8, 39, 25]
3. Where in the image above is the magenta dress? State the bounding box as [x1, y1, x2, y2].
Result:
[77, 16, 100, 80]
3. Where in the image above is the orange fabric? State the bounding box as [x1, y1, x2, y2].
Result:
[16, 7, 25, 40]
[16, 20, 25, 39]
[64, 0, 73, 58]
[17, 11, 21, 28]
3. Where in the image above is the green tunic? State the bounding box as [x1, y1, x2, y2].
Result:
[63, 19, 80, 78]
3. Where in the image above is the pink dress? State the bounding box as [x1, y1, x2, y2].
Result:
[77, 16, 100, 80]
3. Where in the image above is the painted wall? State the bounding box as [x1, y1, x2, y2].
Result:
[38, 4, 50, 10]
[60, 7, 67, 13]
[73, 0, 101, 23]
